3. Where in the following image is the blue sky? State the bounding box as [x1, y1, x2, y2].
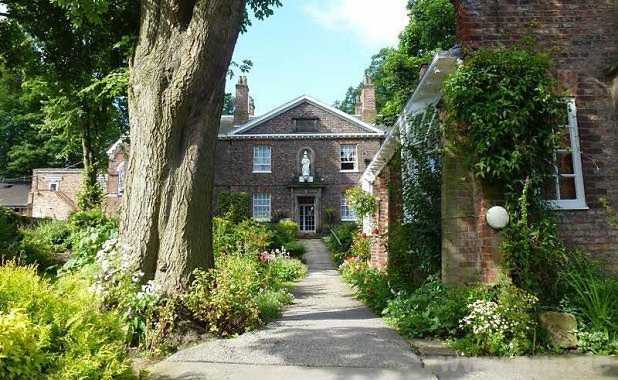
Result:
[226, 0, 408, 114]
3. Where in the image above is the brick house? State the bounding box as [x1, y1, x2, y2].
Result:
[363, 1, 618, 279]
[214, 76, 384, 233]
[30, 169, 82, 220]
[32, 76, 385, 231]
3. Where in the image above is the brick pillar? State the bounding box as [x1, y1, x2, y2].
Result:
[441, 141, 503, 285]
[370, 167, 390, 269]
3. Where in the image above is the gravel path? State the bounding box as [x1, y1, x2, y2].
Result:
[150, 239, 435, 380]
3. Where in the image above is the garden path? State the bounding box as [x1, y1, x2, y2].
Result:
[150, 239, 435, 380]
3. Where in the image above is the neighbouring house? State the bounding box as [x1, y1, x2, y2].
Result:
[33, 76, 386, 232]
[30, 169, 82, 220]
[0, 181, 31, 216]
[362, 1, 618, 278]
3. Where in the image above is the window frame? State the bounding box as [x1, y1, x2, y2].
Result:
[252, 145, 272, 174]
[49, 181, 59, 192]
[340, 144, 358, 173]
[252, 193, 272, 221]
[547, 98, 588, 210]
[340, 193, 357, 222]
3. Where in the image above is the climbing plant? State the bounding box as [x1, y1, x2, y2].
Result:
[443, 47, 572, 303]
[388, 104, 443, 289]
[444, 47, 567, 196]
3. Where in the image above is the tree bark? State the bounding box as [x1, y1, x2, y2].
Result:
[121, 0, 246, 294]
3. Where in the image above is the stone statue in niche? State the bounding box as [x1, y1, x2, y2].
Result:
[299, 150, 314, 183]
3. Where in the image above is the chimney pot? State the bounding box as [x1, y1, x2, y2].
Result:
[234, 76, 250, 125]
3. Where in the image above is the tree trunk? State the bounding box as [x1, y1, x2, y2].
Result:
[121, 0, 246, 294]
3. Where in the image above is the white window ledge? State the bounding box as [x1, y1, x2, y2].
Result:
[547, 200, 589, 211]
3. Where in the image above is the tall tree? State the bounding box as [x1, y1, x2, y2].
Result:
[0, 0, 137, 205]
[120, 0, 280, 294]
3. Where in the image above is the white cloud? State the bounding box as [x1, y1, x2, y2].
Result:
[304, 0, 409, 48]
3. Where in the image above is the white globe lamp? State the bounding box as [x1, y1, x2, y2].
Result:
[486, 206, 509, 230]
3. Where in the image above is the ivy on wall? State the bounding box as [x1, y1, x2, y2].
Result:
[388, 104, 443, 289]
[443, 47, 567, 196]
[443, 46, 576, 304]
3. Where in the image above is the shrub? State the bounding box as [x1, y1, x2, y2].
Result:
[0, 207, 20, 248]
[67, 208, 114, 230]
[283, 240, 305, 259]
[454, 285, 538, 356]
[21, 221, 71, 254]
[0, 263, 133, 379]
[384, 278, 488, 339]
[325, 222, 357, 265]
[444, 47, 565, 191]
[271, 219, 299, 248]
[577, 329, 618, 355]
[213, 218, 272, 258]
[255, 289, 293, 323]
[0, 309, 48, 380]
[264, 257, 307, 284]
[345, 187, 377, 219]
[340, 259, 392, 313]
[349, 232, 370, 261]
[63, 222, 118, 272]
[215, 192, 251, 223]
[185, 255, 262, 336]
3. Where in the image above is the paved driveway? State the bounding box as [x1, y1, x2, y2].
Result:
[150, 239, 435, 379]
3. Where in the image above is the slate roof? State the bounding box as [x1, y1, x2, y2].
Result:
[0, 183, 30, 207]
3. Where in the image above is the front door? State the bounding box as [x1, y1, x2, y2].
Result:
[298, 196, 316, 233]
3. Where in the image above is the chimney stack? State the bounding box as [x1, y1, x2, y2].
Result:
[360, 76, 376, 124]
[234, 76, 250, 125]
[354, 95, 362, 116]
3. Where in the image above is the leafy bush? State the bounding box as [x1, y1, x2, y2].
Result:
[215, 192, 251, 223]
[63, 222, 118, 272]
[0, 207, 20, 249]
[283, 240, 305, 259]
[577, 329, 618, 355]
[0, 263, 133, 379]
[255, 289, 293, 323]
[0, 309, 48, 380]
[349, 232, 370, 261]
[454, 285, 538, 356]
[340, 259, 392, 313]
[271, 219, 298, 248]
[345, 187, 377, 219]
[21, 221, 71, 254]
[325, 222, 357, 265]
[185, 255, 262, 336]
[384, 278, 488, 339]
[264, 256, 307, 284]
[212, 217, 272, 258]
[67, 208, 114, 230]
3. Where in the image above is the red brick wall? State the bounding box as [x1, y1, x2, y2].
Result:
[370, 167, 390, 269]
[450, 0, 618, 274]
